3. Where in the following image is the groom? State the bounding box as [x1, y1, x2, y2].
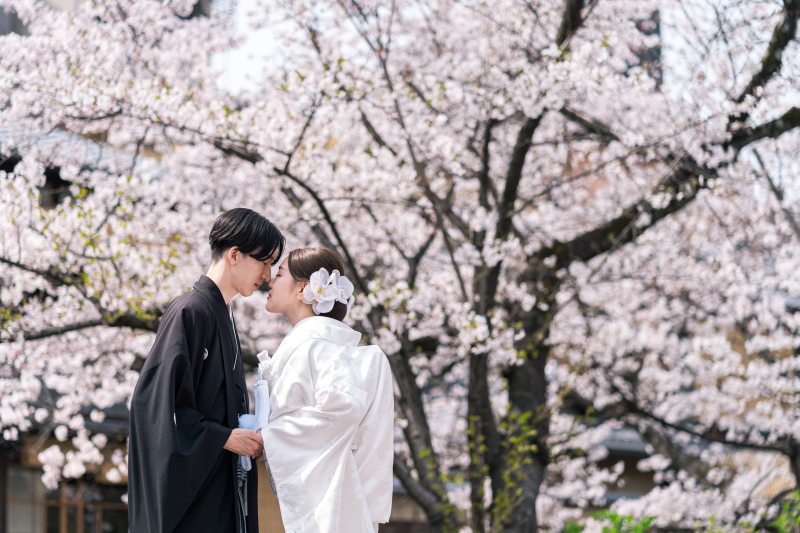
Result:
[128, 208, 285, 533]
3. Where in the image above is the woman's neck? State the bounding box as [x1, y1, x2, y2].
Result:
[286, 306, 316, 327]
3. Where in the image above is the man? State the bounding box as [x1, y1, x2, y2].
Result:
[128, 208, 285, 533]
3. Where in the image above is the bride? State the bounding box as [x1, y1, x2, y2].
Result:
[253, 247, 394, 533]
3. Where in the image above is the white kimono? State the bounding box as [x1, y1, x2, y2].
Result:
[255, 316, 394, 533]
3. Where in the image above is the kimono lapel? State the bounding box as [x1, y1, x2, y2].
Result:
[268, 317, 362, 379]
[192, 275, 238, 424]
[230, 310, 249, 413]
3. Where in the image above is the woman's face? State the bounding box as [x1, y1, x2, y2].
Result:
[265, 258, 304, 314]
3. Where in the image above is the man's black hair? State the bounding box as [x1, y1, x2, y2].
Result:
[208, 208, 285, 265]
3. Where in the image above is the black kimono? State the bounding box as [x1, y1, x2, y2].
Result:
[128, 275, 258, 533]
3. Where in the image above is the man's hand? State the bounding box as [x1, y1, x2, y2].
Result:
[224, 429, 263, 458]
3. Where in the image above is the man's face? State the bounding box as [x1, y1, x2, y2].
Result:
[232, 248, 275, 297]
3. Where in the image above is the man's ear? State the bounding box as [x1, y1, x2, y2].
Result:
[226, 246, 240, 265]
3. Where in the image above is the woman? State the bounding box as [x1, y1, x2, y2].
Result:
[253, 247, 394, 533]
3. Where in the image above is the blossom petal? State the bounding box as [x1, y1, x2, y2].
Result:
[314, 298, 335, 313]
[338, 277, 354, 301]
[302, 284, 316, 304]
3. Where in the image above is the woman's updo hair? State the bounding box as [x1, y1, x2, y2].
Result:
[287, 247, 350, 322]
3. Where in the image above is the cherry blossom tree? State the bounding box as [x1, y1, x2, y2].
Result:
[1, 0, 800, 531]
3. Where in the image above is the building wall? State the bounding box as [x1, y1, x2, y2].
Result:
[0, 7, 27, 35]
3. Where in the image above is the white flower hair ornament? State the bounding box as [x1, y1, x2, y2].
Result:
[302, 268, 355, 318]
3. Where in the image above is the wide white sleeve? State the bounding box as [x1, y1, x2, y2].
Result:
[352, 351, 395, 524]
[254, 350, 272, 433]
[253, 380, 271, 433]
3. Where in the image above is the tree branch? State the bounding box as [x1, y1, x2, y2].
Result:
[280, 186, 340, 252]
[437, 214, 469, 302]
[212, 139, 263, 164]
[726, 106, 800, 151]
[407, 229, 437, 289]
[497, 115, 542, 242]
[20, 320, 104, 341]
[0, 256, 84, 289]
[477, 119, 497, 213]
[568, 387, 792, 470]
[2, 310, 161, 343]
[735, 0, 800, 104]
[636, 423, 720, 489]
[559, 106, 620, 143]
[387, 348, 447, 508]
[753, 149, 800, 242]
[274, 167, 370, 294]
[752, 487, 799, 530]
[556, 0, 585, 46]
[283, 103, 320, 173]
[625, 399, 791, 454]
[360, 110, 398, 156]
[532, 155, 710, 271]
[404, 78, 441, 116]
[532, 107, 800, 272]
[393, 456, 446, 524]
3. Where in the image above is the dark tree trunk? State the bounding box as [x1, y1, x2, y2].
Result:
[787, 440, 800, 492]
[0, 447, 7, 533]
[467, 352, 490, 533]
[504, 339, 550, 533]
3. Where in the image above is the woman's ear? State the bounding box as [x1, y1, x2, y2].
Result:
[296, 282, 308, 301]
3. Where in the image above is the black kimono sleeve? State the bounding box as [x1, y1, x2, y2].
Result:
[128, 297, 233, 533]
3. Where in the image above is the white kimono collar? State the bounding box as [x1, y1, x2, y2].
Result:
[271, 316, 362, 363]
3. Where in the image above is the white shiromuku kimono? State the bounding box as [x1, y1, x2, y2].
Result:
[254, 316, 394, 533]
